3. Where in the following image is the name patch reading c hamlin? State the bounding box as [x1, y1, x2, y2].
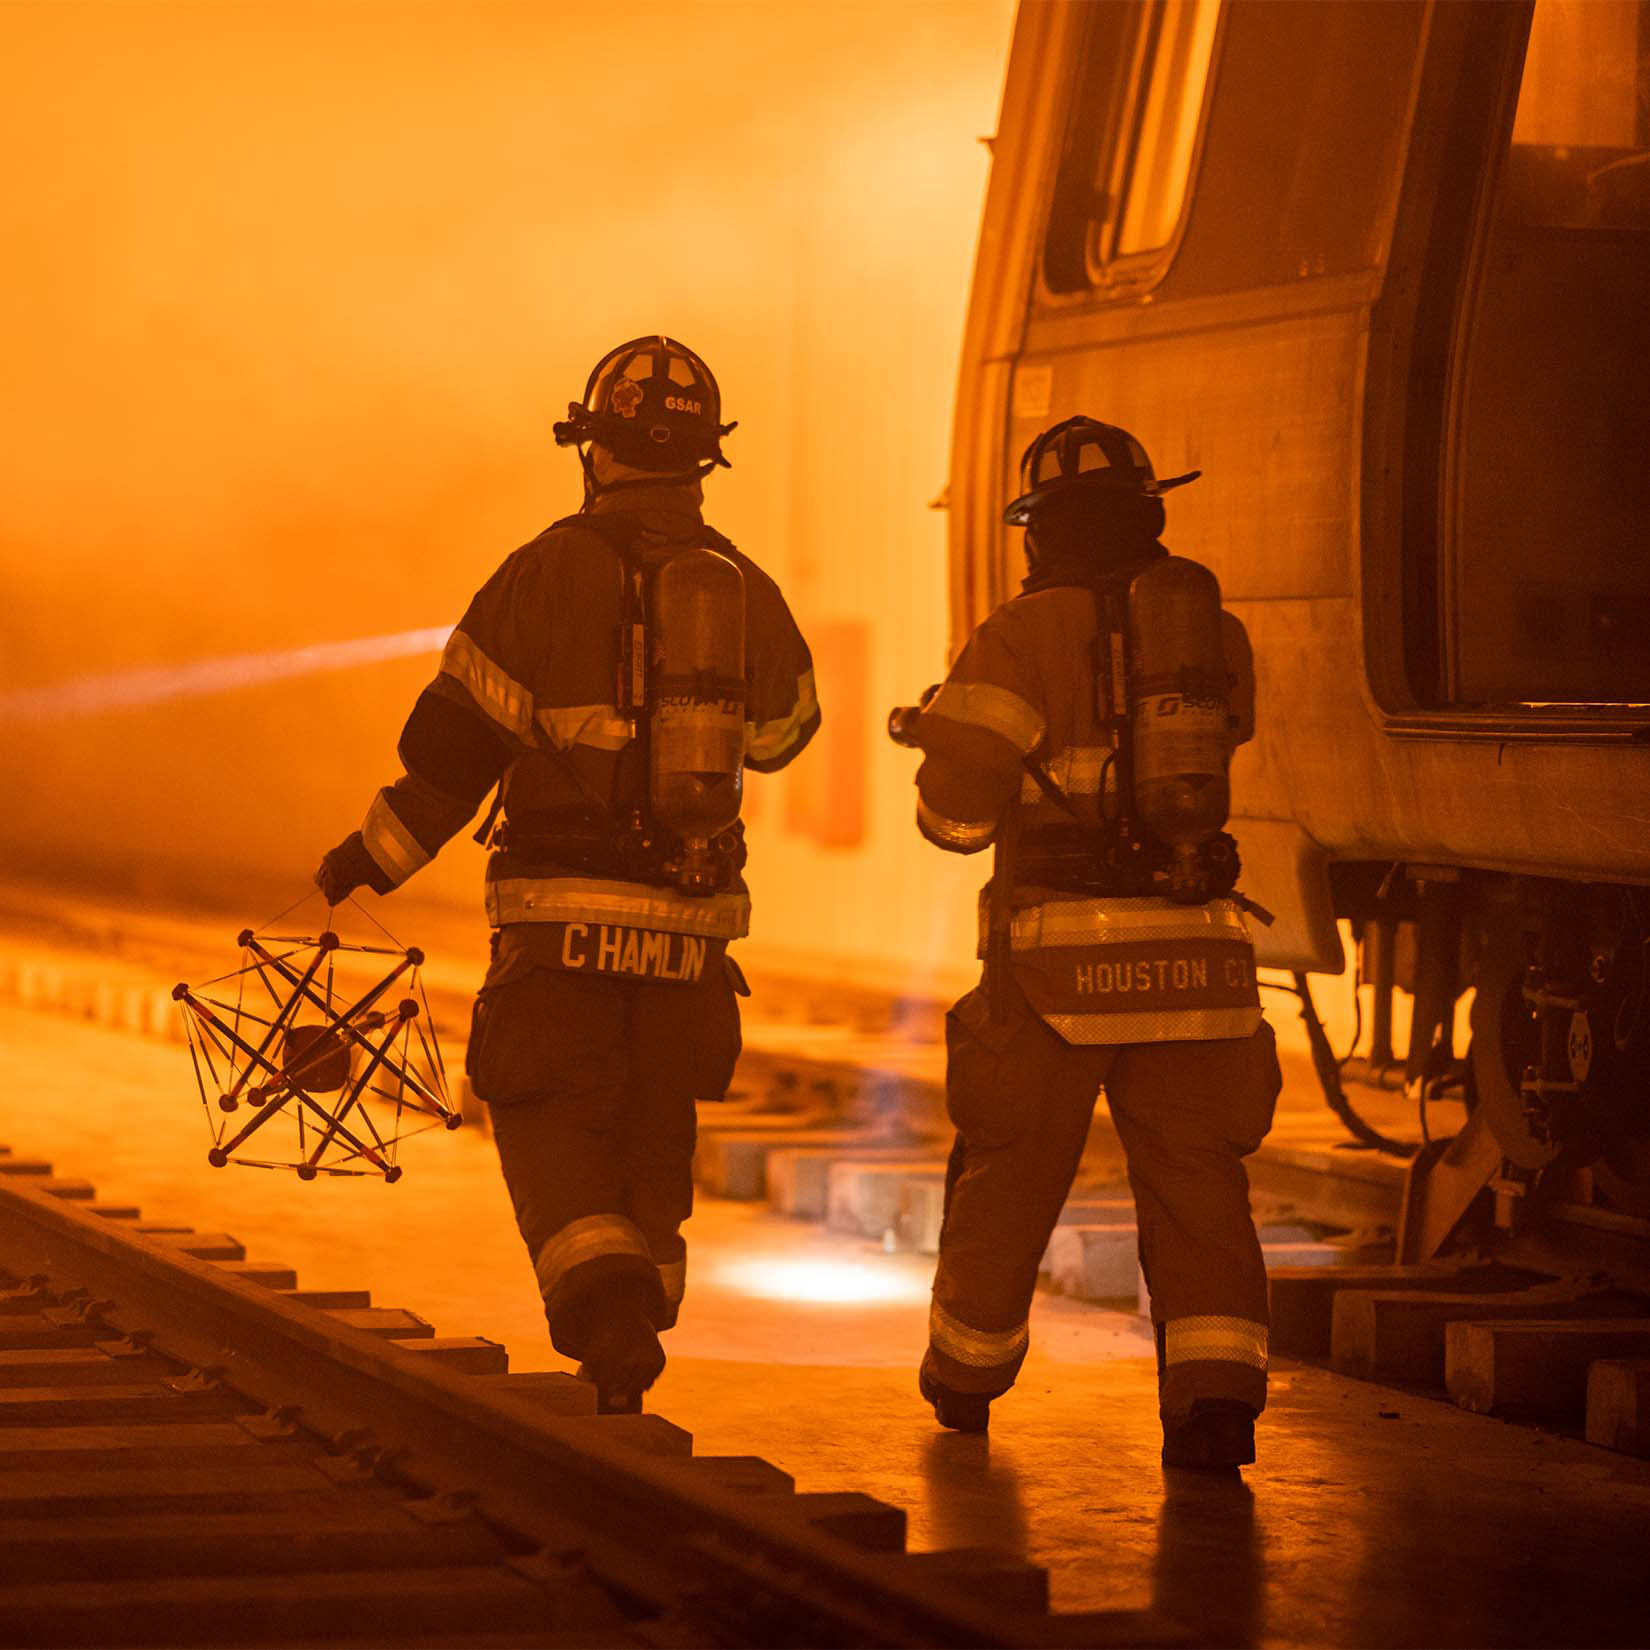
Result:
[544, 921, 720, 983]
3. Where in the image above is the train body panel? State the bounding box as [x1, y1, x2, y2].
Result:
[951, 0, 1650, 1220]
[953, 0, 1650, 974]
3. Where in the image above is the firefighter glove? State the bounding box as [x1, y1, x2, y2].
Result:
[314, 832, 393, 906]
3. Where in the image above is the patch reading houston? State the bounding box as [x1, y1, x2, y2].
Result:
[1072, 950, 1255, 997]
[1012, 934, 1261, 1044]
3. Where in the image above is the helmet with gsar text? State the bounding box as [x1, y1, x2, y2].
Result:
[553, 335, 736, 477]
[1004, 415, 1200, 526]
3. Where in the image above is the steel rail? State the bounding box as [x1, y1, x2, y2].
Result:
[0, 1172, 1163, 1649]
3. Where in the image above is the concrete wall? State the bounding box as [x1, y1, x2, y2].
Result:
[0, 0, 1013, 998]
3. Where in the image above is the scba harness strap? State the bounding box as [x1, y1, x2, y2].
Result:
[986, 562, 1263, 1044]
[478, 511, 748, 908]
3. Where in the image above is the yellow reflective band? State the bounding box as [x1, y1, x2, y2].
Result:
[487, 876, 751, 939]
[1043, 1007, 1264, 1044]
[657, 1257, 686, 1308]
[929, 1299, 1029, 1369]
[1009, 896, 1252, 951]
[1020, 744, 1117, 803]
[533, 1213, 652, 1301]
[746, 669, 818, 762]
[925, 681, 1045, 755]
[537, 702, 633, 752]
[359, 792, 430, 884]
[917, 797, 996, 850]
[1163, 1315, 1268, 1370]
[439, 629, 534, 741]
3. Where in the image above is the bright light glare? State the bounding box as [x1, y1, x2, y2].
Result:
[0, 626, 452, 722]
[716, 1257, 930, 1306]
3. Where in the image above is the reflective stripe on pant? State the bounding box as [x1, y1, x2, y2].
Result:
[472, 952, 740, 1359]
[930, 971, 1280, 1414]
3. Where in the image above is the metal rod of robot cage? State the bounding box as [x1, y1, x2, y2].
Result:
[243, 937, 409, 1040]
[287, 1088, 386, 1168]
[181, 990, 385, 1164]
[222, 938, 330, 1103]
[219, 1067, 389, 1167]
[183, 995, 317, 1157]
[244, 941, 443, 1108]
[302, 1008, 411, 1172]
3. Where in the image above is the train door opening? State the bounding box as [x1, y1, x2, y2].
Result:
[1442, 0, 1650, 710]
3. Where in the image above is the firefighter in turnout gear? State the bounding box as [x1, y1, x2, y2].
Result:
[315, 337, 819, 1411]
[899, 416, 1281, 1468]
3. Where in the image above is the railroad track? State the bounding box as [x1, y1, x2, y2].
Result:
[0, 1148, 1168, 1649]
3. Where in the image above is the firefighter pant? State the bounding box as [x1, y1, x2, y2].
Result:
[467, 956, 741, 1364]
[928, 973, 1281, 1418]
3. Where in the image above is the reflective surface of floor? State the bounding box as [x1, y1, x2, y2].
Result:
[3, 999, 1649, 1646]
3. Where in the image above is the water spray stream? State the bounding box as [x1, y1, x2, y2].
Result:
[0, 627, 452, 722]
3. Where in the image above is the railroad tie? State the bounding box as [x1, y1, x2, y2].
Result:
[1267, 1262, 1543, 1358]
[1446, 1318, 1650, 1419]
[1586, 1358, 1650, 1457]
[1331, 1285, 1624, 1385]
[0, 1143, 1172, 1646]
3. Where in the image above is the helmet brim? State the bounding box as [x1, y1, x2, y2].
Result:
[1002, 468, 1201, 526]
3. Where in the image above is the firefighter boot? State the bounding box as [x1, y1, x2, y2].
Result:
[919, 1354, 991, 1434]
[578, 1308, 667, 1415]
[1161, 1399, 1257, 1469]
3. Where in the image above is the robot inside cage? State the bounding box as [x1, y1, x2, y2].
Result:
[175, 927, 460, 1181]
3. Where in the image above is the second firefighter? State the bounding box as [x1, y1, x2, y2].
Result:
[898, 415, 1282, 1469]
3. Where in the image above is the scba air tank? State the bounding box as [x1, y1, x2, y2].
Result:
[649, 548, 747, 894]
[1128, 557, 1231, 899]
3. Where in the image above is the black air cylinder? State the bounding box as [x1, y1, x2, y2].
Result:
[649, 549, 746, 883]
[1128, 557, 1231, 883]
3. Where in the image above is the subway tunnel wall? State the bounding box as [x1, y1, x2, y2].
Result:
[0, 0, 1013, 995]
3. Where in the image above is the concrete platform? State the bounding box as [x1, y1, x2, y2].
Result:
[5, 965, 1650, 1643]
[0, 882, 1421, 1231]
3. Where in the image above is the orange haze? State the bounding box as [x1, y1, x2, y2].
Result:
[0, 0, 1013, 992]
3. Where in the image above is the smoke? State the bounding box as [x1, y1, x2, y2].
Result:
[0, 629, 452, 723]
[0, 0, 1014, 980]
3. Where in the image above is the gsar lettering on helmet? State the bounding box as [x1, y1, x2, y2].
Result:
[665, 395, 702, 415]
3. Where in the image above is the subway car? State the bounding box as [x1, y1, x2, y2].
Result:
[947, 0, 1650, 1246]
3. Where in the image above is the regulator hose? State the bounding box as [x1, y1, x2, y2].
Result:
[1262, 971, 1418, 1157]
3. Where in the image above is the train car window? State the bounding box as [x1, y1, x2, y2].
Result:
[1042, 0, 1221, 295]
[1505, 0, 1650, 233]
[1112, 0, 1222, 258]
[1445, 0, 1650, 708]
[1045, 2, 1427, 302]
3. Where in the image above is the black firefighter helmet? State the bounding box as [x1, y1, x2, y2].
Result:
[1003, 415, 1199, 526]
[553, 335, 736, 478]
